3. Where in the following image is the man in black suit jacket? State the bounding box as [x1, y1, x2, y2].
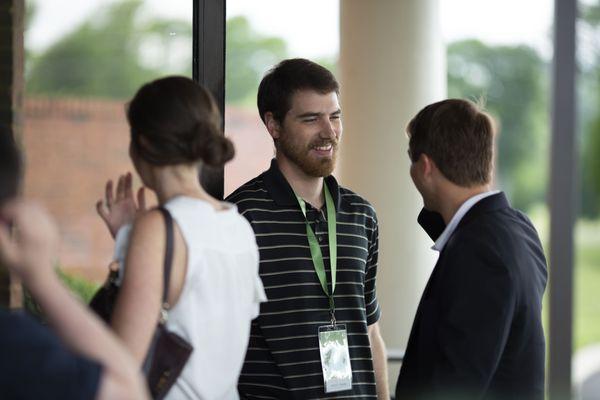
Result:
[395, 99, 548, 400]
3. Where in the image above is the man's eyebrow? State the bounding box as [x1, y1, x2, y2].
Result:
[296, 112, 322, 119]
[296, 109, 342, 119]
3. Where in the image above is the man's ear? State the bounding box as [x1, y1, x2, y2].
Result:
[265, 112, 282, 140]
[421, 154, 436, 179]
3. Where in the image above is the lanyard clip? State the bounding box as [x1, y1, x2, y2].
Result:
[329, 297, 336, 327]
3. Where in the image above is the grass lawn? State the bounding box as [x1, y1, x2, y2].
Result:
[574, 219, 600, 350]
[529, 207, 600, 351]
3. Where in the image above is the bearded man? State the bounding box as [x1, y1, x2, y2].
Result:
[226, 58, 389, 399]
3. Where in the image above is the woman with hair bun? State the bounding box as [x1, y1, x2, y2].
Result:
[95, 76, 266, 399]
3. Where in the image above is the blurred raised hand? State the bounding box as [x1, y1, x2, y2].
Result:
[96, 172, 146, 238]
[0, 200, 58, 283]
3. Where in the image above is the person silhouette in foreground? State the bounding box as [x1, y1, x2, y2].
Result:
[0, 131, 148, 399]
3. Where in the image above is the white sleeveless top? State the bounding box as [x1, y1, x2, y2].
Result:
[116, 196, 266, 399]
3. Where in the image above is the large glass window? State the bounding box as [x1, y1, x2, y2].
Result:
[444, 0, 600, 393]
[23, 0, 598, 392]
[24, 0, 192, 284]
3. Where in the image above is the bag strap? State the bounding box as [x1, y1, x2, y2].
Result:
[157, 207, 175, 309]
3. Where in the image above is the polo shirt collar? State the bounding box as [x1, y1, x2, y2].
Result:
[263, 158, 342, 210]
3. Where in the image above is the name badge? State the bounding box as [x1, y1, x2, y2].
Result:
[318, 324, 353, 393]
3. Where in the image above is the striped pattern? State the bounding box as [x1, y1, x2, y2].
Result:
[226, 160, 380, 399]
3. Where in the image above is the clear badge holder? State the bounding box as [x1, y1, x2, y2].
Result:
[318, 324, 353, 393]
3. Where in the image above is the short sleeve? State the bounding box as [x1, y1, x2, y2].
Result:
[364, 216, 381, 325]
[0, 311, 102, 400]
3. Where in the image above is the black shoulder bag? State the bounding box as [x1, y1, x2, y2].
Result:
[89, 207, 193, 400]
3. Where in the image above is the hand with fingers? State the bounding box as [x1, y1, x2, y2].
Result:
[0, 199, 59, 283]
[96, 172, 147, 238]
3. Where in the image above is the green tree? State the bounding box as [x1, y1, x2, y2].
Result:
[27, 0, 191, 99]
[447, 40, 549, 211]
[583, 116, 600, 217]
[27, 1, 288, 104]
[225, 16, 287, 104]
[580, 1, 600, 217]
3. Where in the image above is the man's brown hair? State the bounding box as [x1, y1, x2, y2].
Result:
[407, 98, 495, 187]
[257, 58, 339, 124]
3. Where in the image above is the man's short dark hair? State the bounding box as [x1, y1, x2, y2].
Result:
[257, 58, 339, 124]
[407, 99, 495, 187]
[0, 128, 22, 205]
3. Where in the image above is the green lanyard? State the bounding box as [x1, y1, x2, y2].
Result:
[296, 183, 338, 325]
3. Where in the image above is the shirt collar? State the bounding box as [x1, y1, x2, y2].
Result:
[432, 190, 501, 252]
[262, 158, 342, 210]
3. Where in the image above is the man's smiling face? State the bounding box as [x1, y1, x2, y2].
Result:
[276, 89, 342, 177]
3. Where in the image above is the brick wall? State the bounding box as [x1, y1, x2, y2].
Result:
[22, 97, 273, 282]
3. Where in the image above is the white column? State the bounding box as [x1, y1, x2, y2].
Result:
[338, 0, 446, 386]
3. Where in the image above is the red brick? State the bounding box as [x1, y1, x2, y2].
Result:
[23, 97, 273, 282]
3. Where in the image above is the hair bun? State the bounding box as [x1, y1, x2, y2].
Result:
[189, 120, 235, 167]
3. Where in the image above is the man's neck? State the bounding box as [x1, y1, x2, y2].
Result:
[436, 184, 491, 225]
[276, 156, 324, 209]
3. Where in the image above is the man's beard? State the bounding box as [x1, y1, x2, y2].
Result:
[278, 134, 338, 177]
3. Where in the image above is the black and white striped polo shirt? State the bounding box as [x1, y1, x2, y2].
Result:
[226, 159, 381, 399]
